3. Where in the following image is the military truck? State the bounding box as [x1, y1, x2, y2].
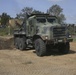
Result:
[14, 14, 73, 56]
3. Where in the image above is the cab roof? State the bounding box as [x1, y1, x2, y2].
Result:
[30, 14, 57, 18]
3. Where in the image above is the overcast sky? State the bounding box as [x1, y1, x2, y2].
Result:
[0, 0, 76, 23]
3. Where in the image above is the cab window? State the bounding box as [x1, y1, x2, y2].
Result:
[47, 17, 56, 23]
[36, 18, 46, 23]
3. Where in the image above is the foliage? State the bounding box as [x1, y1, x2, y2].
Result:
[16, 6, 66, 24]
[47, 4, 66, 24]
[16, 7, 33, 20]
[0, 27, 8, 36]
[16, 7, 44, 20]
[67, 24, 75, 35]
[1, 13, 11, 25]
[0, 26, 14, 36]
[32, 10, 44, 14]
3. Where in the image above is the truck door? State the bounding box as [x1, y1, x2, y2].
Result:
[29, 19, 36, 36]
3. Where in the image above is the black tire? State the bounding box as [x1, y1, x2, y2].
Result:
[34, 39, 46, 56]
[14, 38, 19, 49]
[18, 38, 26, 50]
[58, 42, 70, 54]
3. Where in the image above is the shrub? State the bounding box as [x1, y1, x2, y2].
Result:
[0, 26, 14, 36]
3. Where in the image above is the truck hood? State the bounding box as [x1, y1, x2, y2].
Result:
[36, 22, 61, 27]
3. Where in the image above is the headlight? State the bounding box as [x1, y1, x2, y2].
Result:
[69, 35, 72, 38]
[41, 36, 49, 40]
[45, 36, 48, 39]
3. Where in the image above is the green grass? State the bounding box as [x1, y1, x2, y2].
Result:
[0, 27, 14, 36]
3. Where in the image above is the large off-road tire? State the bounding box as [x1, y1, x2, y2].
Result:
[14, 38, 19, 49]
[34, 39, 46, 56]
[58, 42, 70, 54]
[18, 38, 26, 50]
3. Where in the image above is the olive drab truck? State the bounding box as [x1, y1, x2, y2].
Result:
[14, 14, 73, 56]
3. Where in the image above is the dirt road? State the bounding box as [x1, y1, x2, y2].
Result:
[0, 37, 76, 75]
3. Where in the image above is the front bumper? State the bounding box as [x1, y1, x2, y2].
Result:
[45, 38, 73, 44]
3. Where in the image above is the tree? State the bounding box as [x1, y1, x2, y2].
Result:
[68, 24, 75, 35]
[32, 10, 44, 14]
[16, 7, 33, 19]
[47, 4, 66, 24]
[1, 13, 11, 25]
[16, 7, 44, 20]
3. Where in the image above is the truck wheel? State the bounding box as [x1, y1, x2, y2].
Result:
[14, 38, 19, 49]
[19, 38, 26, 50]
[58, 42, 70, 54]
[34, 39, 46, 56]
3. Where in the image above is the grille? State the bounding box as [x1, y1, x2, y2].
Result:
[53, 27, 66, 37]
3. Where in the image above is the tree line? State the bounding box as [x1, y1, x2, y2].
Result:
[16, 4, 66, 24]
[0, 4, 66, 25]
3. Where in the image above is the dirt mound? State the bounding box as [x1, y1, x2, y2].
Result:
[0, 36, 14, 50]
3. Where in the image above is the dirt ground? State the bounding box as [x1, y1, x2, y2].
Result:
[0, 36, 76, 75]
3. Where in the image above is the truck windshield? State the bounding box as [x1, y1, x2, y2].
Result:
[36, 18, 46, 23]
[47, 18, 56, 23]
